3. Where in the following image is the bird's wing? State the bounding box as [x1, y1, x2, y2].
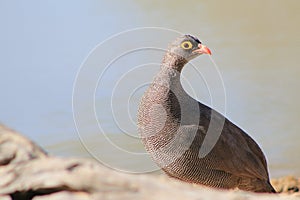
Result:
[213, 118, 269, 180]
[179, 118, 269, 181]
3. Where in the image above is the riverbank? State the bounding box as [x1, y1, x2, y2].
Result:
[0, 124, 299, 199]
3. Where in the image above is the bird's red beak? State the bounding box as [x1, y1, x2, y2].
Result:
[193, 44, 212, 55]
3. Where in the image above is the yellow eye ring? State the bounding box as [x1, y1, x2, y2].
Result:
[180, 41, 193, 49]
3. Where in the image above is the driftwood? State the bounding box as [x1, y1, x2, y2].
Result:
[0, 124, 299, 200]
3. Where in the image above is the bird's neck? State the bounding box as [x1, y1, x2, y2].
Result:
[161, 52, 187, 72]
[152, 52, 189, 99]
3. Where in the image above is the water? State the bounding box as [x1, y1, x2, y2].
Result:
[0, 0, 299, 178]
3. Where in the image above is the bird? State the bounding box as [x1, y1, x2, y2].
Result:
[137, 34, 276, 193]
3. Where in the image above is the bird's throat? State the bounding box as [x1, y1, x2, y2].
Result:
[161, 52, 187, 72]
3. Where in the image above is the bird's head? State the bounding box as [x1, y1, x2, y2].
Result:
[168, 34, 211, 61]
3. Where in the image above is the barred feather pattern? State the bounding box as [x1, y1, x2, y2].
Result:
[137, 51, 276, 193]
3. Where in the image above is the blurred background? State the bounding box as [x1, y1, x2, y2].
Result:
[0, 0, 299, 178]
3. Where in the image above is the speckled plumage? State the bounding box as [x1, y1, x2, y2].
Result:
[137, 35, 275, 193]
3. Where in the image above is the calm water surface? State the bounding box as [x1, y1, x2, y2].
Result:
[0, 1, 299, 178]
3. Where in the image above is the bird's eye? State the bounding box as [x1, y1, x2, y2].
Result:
[180, 41, 193, 50]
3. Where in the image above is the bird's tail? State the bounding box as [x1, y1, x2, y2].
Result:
[238, 178, 276, 193]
